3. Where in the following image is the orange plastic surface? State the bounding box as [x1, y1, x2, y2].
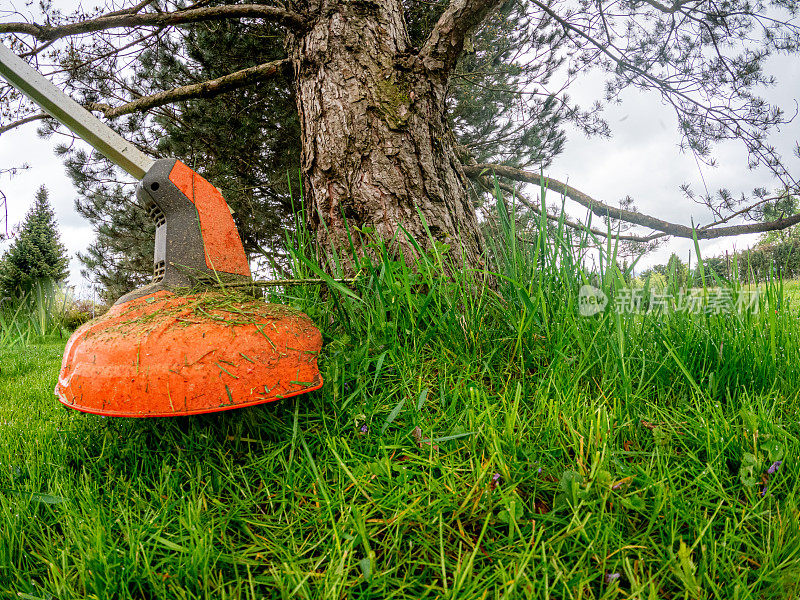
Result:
[55, 291, 322, 417]
[168, 160, 251, 277]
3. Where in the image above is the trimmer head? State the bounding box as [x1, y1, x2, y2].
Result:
[54, 159, 323, 417]
[56, 291, 322, 417]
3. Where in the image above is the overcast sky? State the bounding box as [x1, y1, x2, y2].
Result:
[0, 1, 798, 296]
[548, 52, 800, 270]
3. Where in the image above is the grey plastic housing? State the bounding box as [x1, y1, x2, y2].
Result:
[115, 158, 250, 304]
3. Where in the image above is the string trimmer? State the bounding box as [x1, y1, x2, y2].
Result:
[0, 44, 323, 417]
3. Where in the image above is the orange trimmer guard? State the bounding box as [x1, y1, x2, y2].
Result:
[55, 291, 323, 417]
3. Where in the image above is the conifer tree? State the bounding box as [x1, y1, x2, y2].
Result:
[58, 0, 570, 299]
[0, 186, 69, 300]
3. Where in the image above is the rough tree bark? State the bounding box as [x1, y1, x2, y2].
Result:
[286, 1, 485, 274]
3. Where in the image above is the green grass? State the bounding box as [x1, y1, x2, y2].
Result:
[760, 277, 800, 309]
[0, 280, 70, 349]
[2, 196, 800, 599]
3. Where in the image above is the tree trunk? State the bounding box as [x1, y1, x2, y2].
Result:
[287, 0, 484, 275]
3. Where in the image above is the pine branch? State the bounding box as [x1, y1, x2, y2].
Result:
[0, 4, 308, 42]
[463, 163, 800, 240]
[419, 0, 505, 73]
[87, 58, 292, 118]
[526, 0, 798, 187]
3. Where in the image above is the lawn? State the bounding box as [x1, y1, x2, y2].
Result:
[2, 213, 800, 599]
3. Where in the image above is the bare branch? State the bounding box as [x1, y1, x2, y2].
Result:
[103, 0, 158, 19]
[638, 0, 699, 14]
[419, 0, 504, 73]
[0, 4, 307, 42]
[87, 58, 291, 118]
[0, 112, 50, 135]
[464, 163, 800, 240]
[474, 170, 667, 243]
[47, 30, 163, 75]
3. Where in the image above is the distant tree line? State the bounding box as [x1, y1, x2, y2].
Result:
[703, 242, 800, 284]
[641, 242, 800, 288]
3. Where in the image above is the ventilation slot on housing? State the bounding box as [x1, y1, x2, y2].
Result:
[145, 200, 166, 227]
[153, 260, 166, 283]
